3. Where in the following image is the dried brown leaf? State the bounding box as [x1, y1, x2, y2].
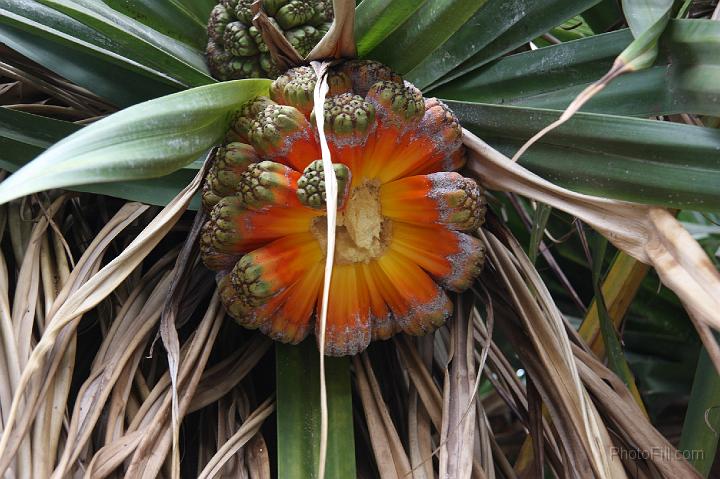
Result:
[439, 296, 477, 479]
[251, 4, 303, 71]
[197, 397, 275, 479]
[308, 0, 357, 60]
[159, 208, 206, 479]
[354, 354, 412, 478]
[52, 271, 175, 477]
[574, 345, 701, 478]
[125, 292, 223, 478]
[0, 202, 148, 476]
[466, 132, 720, 373]
[407, 336, 434, 479]
[396, 335, 442, 429]
[0, 164, 205, 477]
[479, 228, 623, 478]
[12, 196, 67, 365]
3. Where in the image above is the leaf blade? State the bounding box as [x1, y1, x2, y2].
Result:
[36, 0, 213, 83]
[0, 79, 271, 204]
[354, 0, 427, 57]
[622, 0, 673, 38]
[451, 100, 720, 211]
[101, 0, 208, 48]
[679, 344, 720, 478]
[432, 20, 720, 117]
[0, 108, 202, 207]
[364, 0, 488, 76]
[408, 0, 601, 90]
[0, 7, 186, 106]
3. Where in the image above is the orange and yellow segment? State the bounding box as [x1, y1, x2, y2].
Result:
[389, 222, 485, 292]
[201, 60, 487, 355]
[380, 172, 486, 230]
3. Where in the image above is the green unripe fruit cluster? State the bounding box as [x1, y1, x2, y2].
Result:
[206, 0, 333, 80]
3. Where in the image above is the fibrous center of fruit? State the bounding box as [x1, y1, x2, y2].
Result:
[311, 179, 391, 264]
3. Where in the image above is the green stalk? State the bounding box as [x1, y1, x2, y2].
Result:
[589, 234, 642, 402]
[528, 202, 552, 264]
[679, 345, 720, 477]
[276, 340, 356, 478]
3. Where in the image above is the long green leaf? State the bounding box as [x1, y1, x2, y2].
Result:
[622, 0, 673, 37]
[590, 234, 637, 389]
[72, 0, 209, 68]
[0, 108, 199, 207]
[1, 2, 177, 82]
[407, 0, 601, 90]
[433, 21, 720, 117]
[542, 15, 596, 44]
[72, 169, 201, 208]
[451, 101, 720, 211]
[36, 0, 212, 81]
[177, 0, 216, 26]
[679, 344, 720, 477]
[2, 0, 211, 87]
[364, 0, 487, 76]
[0, 8, 185, 106]
[615, 0, 673, 71]
[0, 79, 271, 204]
[101, 0, 208, 48]
[354, 0, 427, 57]
[665, 20, 720, 115]
[0, 108, 79, 162]
[276, 341, 356, 479]
[528, 202, 552, 264]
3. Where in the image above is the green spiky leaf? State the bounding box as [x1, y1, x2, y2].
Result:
[0, 79, 271, 205]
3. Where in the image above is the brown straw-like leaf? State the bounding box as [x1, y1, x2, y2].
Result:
[573, 345, 701, 478]
[159, 207, 206, 479]
[7, 197, 70, 477]
[252, 0, 356, 69]
[308, 0, 357, 59]
[439, 295, 477, 478]
[0, 163, 207, 476]
[32, 218, 77, 477]
[353, 353, 412, 477]
[479, 227, 623, 478]
[82, 430, 146, 479]
[188, 335, 272, 412]
[84, 290, 222, 478]
[0, 201, 149, 476]
[82, 334, 271, 478]
[310, 59, 338, 479]
[465, 131, 720, 373]
[7, 200, 32, 266]
[197, 397, 275, 479]
[406, 336, 434, 479]
[53, 267, 176, 477]
[12, 196, 67, 366]
[124, 292, 225, 478]
[395, 335, 442, 428]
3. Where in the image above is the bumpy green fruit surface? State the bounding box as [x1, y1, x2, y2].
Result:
[205, 0, 333, 80]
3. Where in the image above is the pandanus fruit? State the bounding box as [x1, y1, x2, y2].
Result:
[200, 60, 487, 355]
